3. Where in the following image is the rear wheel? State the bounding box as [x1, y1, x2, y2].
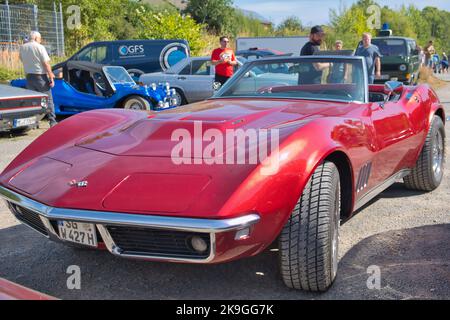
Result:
[122, 95, 151, 111]
[404, 115, 445, 191]
[279, 161, 341, 291]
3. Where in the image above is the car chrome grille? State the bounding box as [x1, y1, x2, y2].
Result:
[8, 202, 48, 236]
[106, 226, 211, 259]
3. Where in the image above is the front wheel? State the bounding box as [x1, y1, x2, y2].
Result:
[279, 161, 341, 291]
[404, 115, 445, 191]
[172, 88, 186, 106]
[121, 95, 151, 111]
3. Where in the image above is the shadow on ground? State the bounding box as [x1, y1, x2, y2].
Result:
[1, 216, 449, 300]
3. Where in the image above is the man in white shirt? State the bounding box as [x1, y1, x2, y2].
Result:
[19, 31, 57, 127]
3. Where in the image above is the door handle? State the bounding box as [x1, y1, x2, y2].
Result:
[177, 76, 186, 80]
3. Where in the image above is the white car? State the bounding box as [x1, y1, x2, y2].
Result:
[139, 56, 245, 105]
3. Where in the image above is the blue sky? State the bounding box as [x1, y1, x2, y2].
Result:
[234, 0, 450, 26]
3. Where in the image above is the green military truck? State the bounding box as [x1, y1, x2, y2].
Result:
[371, 31, 421, 85]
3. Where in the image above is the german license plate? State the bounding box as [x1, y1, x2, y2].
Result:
[13, 117, 36, 128]
[380, 74, 390, 80]
[58, 221, 97, 247]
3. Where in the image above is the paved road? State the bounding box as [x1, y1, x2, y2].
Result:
[0, 86, 449, 300]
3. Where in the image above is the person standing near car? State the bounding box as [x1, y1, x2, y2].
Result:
[424, 41, 436, 69]
[299, 25, 331, 84]
[354, 33, 381, 84]
[211, 36, 238, 86]
[328, 40, 348, 84]
[19, 31, 57, 127]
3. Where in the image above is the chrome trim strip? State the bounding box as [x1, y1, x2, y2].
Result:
[0, 186, 259, 263]
[0, 107, 43, 115]
[0, 186, 260, 233]
[354, 169, 411, 211]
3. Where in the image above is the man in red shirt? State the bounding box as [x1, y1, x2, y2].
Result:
[211, 36, 237, 85]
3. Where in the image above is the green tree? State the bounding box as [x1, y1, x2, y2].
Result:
[135, 8, 206, 55]
[276, 16, 302, 36]
[184, 0, 236, 35]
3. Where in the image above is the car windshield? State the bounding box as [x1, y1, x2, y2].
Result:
[371, 39, 407, 56]
[104, 66, 136, 85]
[215, 57, 367, 103]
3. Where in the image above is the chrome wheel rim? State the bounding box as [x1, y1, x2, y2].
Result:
[174, 91, 183, 106]
[432, 130, 444, 178]
[124, 99, 144, 110]
[331, 182, 340, 279]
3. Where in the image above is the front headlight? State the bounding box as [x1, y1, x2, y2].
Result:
[41, 97, 48, 108]
[399, 64, 407, 72]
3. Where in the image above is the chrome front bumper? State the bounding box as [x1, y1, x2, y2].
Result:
[0, 186, 260, 263]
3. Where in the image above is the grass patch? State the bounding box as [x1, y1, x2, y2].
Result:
[418, 66, 447, 90]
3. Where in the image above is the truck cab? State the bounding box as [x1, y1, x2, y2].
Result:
[370, 33, 420, 85]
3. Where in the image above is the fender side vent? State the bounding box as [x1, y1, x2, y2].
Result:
[356, 162, 372, 193]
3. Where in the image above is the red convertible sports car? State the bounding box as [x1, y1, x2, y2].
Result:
[0, 56, 445, 292]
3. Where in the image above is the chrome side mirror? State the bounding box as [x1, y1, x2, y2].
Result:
[384, 81, 403, 102]
[380, 81, 404, 108]
[384, 80, 404, 96]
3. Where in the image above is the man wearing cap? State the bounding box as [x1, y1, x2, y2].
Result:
[299, 25, 331, 84]
[19, 31, 57, 127]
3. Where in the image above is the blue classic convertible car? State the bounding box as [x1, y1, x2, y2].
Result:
[11, 61, 178, 115]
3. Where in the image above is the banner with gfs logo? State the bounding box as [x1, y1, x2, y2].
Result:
[118, 45, 145, 58]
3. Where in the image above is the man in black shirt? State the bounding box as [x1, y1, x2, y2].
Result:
[300, 25, 330, 84]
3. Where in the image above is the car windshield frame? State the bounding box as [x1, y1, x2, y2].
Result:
[213, 56, 369, 104]
[103, 66, 136, 89]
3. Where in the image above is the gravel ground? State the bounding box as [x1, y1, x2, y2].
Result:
[0, 85, 449, 300]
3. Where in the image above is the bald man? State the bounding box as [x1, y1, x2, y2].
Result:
[20, 31, 57, 127]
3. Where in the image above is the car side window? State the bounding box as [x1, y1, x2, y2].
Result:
[77, 47, 94, 62]
[191, 60, 211, 76]
[179, 63, 191, 75]
[94, 46, 108, 63]
[76, 46, 107, 63]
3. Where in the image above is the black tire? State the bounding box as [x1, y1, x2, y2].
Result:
[404, 115, 445, 191]
[121, 95, 151, 111]
[172, 88, 187, 106]
[279, 161, 341, 291]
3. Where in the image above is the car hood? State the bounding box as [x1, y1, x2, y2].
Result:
[75, 98, 349, 158]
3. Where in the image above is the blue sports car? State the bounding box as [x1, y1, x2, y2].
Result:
[11, 61, 178, 116]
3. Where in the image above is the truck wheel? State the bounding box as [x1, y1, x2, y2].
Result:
[279, 161, 341, 291]
[404, 115, 445, 191]
[122, 96, 151, 111]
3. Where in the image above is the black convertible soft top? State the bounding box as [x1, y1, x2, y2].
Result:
[63, 61, 115, 96]
[65, 61, 108, 73]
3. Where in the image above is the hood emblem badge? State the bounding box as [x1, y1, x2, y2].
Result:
[69, 180, 88, 188]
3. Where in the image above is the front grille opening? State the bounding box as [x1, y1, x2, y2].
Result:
[107, 226, 211, 259]
[8, 202, 48, 236]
